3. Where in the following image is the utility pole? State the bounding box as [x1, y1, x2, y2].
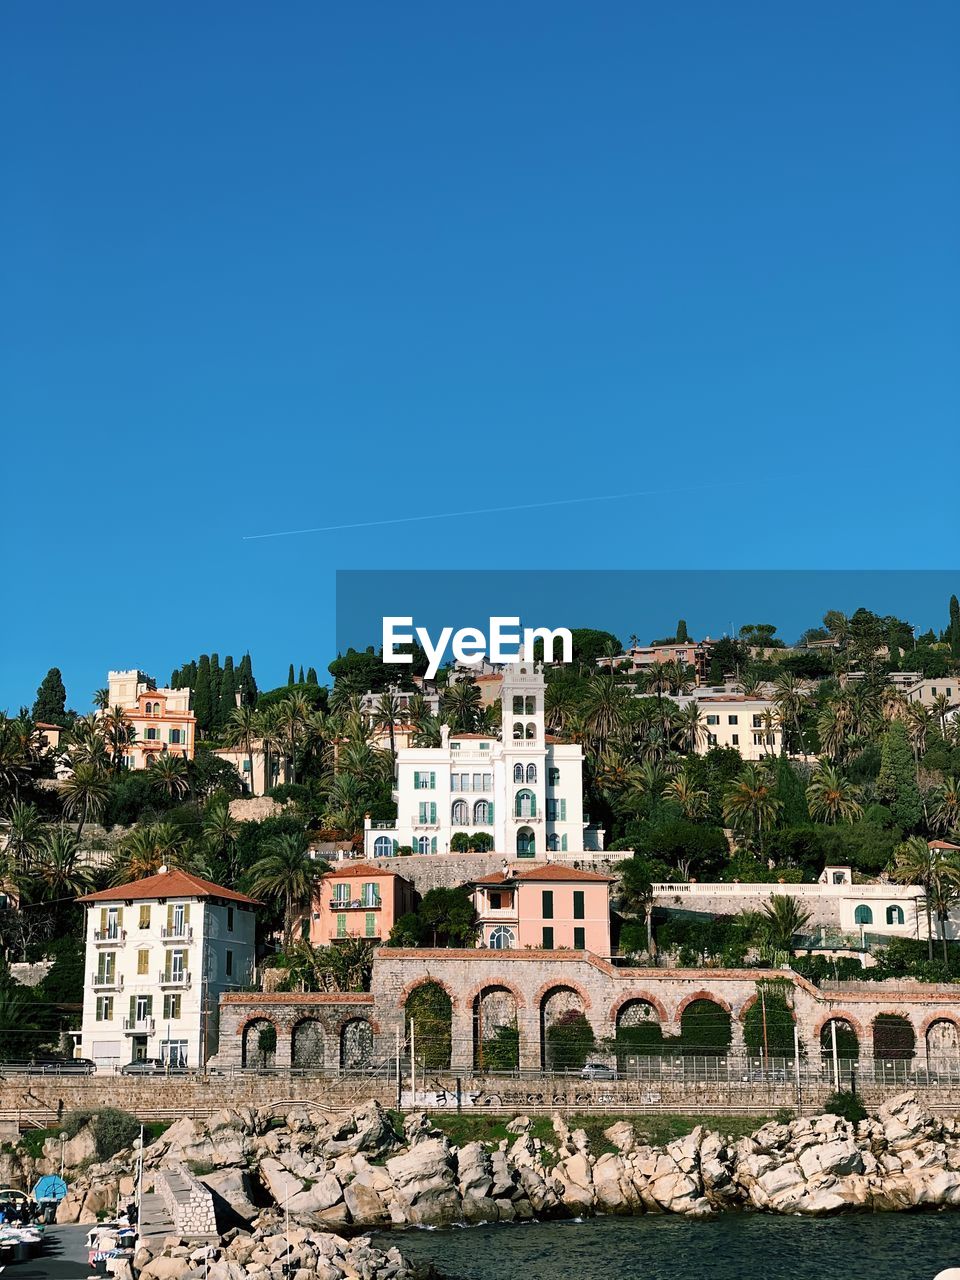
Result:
[760, 988, 769, 1072]
[395, 1027, 401, 1110]
[830, 1018, 840, 1091]
[793, 1024, 802, 1114]
[409, 1020, 416, 1105]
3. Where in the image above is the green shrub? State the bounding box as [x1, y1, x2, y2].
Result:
[545, 1010, 595, 1071]
[479, 1023, 519, 1071]
[824, 1091, 867, 1124]
[63, 1107, 141, 1160]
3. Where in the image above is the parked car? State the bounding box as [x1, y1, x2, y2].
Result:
[1, 1057, 95, 1076]
[120, 1058, 187, 1075]
[580, 1062, 616, 1080]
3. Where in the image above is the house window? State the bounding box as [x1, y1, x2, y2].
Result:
[374, 836, 394, 857]
[161, 1040, 187, 1068]
[514, 764, 524, 782]
[525, 696, 536, 715]
[413, 771, 436, 790]
[169, 729, 182, 744]
[854, 904, 873, 925]
[489, 891, 502, 910]
[525, 722, 536, 739]
[886, 905, 905, 925]
[138, 905, 150, 930]
[513, 722, 524, 739]
[226, 950, 234, 977]
[706, 715, 719, 726]
[137, 949, 149, 975]
[333, 883, 350, 906]
[542, 926, 554, 949]
[474, 799, 492, 824]
[548, 767, 560, 787]
[513, 696, 524, 715]
[547, 834, 560, 851]
[414, 836, 432, 854]
[96, 996, 113, 1021]
[450, 773, 461, 791]
[547, 798, 567, 821]
[365, 912, 377, 937]
[361, 882, 380, 907]
[752, 714, 763, 728]
[573, 890, 585, 920]
[708, 733, 718, 746]
[573, 927, 585, 950]
[452, 800, 468, 824]
[418, 801, 437, 824]
[526, 763, 537, 783]
[515, 789, 536, 818]
[145, 727, 158, 740]
[728, 715, 738, 725]
[489, 925, 515, 950]
[542, 889, 554, 919]
[227, 906, 234, 931]
[337, 913, 347, 937]
[731, 734, 739, 746]
[163, 994, 181, 1019]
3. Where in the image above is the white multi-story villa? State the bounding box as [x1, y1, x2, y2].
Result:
[364, 662, 601, 858]
[669, 689, 782, 760]
[78, 866, 258, 1069]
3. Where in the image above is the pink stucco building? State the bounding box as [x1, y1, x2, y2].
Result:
[470, 864, 613, 956]
[310, 863, 417, 946]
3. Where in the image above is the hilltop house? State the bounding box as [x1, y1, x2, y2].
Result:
[470, 863, 613, 956]
[309, 862, 417, 946]
[102, 669, 197, 770]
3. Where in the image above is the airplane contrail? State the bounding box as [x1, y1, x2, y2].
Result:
[243, 484, 735, 540]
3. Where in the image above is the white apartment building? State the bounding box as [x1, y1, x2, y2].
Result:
[670, 690, 781, 760]
[78, 867, 258, 1069]
[364, 663, 600, 859]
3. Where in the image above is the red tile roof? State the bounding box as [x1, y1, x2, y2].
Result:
[78, 866, 261, 905]
[929, 840, 960, 851]
[472, 864, 614, 885]
[321, 862, 409, 879]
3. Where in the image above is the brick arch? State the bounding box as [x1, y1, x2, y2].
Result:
[465, 979, 527, 1010]
[813, 1011, 865, 1043]
[919, 1011, 960, 1038]
[608, 992, 669, 1027]
[676, 990, 733, 1023]
[236, 1013, 279, 1038]
[335, 1012, 381, 1036]
[399, 976, 459, 1011]
[534, 978, 592, 1011]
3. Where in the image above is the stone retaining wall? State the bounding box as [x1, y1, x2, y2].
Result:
[157, 1163, 217, 1238]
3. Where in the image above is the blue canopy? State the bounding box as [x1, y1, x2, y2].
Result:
[33, 1175, 67, 1202]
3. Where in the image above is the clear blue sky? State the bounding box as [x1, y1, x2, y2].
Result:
[2, 2, 958, 712]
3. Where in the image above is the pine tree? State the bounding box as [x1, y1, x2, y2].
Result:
[288, 664, 295, 686]
[218, 656, 237, 728]
[32, 668, 67, 725]
[193, 655, 213, 735]
[306, 667, 318, 685]
[877, 720, 922, 830]
[237, 653, 258, 706]
[676, 619, 689, 643]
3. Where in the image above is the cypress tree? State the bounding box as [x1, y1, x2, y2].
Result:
[298, 665, 305, 684]
[288, 664, 295, 686]
[237, 653, 258, 706]
[306, 667, 319, 685]
[210, 653, 222, 708]
[877, 720, 922, 830]
[193, 655, 213, 734]
[676, 619, 689, 643]
[218, 656, 237, 727]
[32, 668, 67, 725]
[950, 595, 960, 659]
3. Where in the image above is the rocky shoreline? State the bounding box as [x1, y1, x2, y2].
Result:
[5, 1092, 960, 1278]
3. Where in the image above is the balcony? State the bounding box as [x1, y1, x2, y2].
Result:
[123, 1016, 155, 1035]
[158, 970, 191, 989]
[160, 926, 193, 943]
[331, 899, 381, 912]
[93, 928, 125, 945]
[90, 971, 123, 991]
[334, 927, 382, 941]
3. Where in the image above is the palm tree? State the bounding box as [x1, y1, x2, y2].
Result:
[930, 851, 960, 969]
[61, 762, 110, 836]
[92, 688, 111, 711]
[773, 672, 809, 759]
[202, 799, 241, 881]
[758, 894, 813, 951]
[225, 703, 260, 796]
[641, 664, 670, 705]
[931, 692, 954, 739]
[0, 713, 35, 801]
[147, 752, 189, 802]
[2, 799, 44, 876]
[101, 706, 134, 773]
[903, 701, 931, 766]
[248, 834, 327, 949]
[582, 673, 629, 757]
[35, 825, 93, 899]
[806, 760, 864, 824]
[675, 702, 706, 755]
[112, 822, 187, 883]
[931, 776, 960, 836]
[276, 690, 312, 784]
[622, 761, 669, 817]
[67, 716, 110, 771]
[662, 658, 693, 696]
[440, 680, 482, 733]
[722, 764, 782, 850]
[890, 836, 938, 962]
[374, 691, 404, 761]
[664, 772, 709, 821]
[545, 681, 576, 734]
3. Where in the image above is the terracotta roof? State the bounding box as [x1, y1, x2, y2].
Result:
[472, 865, 614, 885]
[78, 866, 261, 905]
[450, 733, 496, 740]
[929, 840, 960, 851]
[35, 722, 61, 730]
[322, 861, 408, 879]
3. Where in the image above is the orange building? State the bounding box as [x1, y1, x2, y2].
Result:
[102, 670, 196, 769]
[309, 863, 417, 946]
[470, 864, 613, 956]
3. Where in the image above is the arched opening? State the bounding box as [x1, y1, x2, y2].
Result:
[819, 1018, 859, 1064]
[474, 799, 491, 824]
[525, 722, 536, 740]
[414, 835, 431, 854]
[516, 827, 535, 857]
[452, 800, 468, 824]
[340, 1018, 374, 1071]
[291, 1018, 325, 1069]
[374, 835, 394, 857]
[681, 999, 732, 1056]
[515, 789, 536, 818]
[547, 834, 560, 851]
[473, 986, 519, 1071]
[512, 722, 524, 740]
[614, 1000, 663, 1068]
[526, 763, 537, 783]
[925, 1018, 959, 1072]
[525, 696, 536, 715]
[886, 905, 905, 925]
[405, 981, 452, 1070]
[873, 1013, 915, 1061]
[513, 696, 524, 715]
[242, 1018, 276, 1070]
[854, 904, 873, 925]
[540, 986, 591, 1071]
[513, 763, 524, 782]
[489, 925, 515, 950]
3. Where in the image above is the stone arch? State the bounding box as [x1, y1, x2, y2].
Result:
[241, 1017, 277, 1070]
[290, 1017, 325, 1069]
[818, 1016, 860, 1062]
[676, 990, 733, 1022]
[473, 984, 520, 1071]
[608, 992, 668, 1027]
[399, 975, 459, 1011]
[924, 1016, 960, 1066]
[680, 997, 732, 1056]
[339, 1017, 374, 1070]
[872, 1012, 916, 1062]
[404, 980, 453, 1070]
[540, 984, 590, 1071]
[613, 998, 664, 1064]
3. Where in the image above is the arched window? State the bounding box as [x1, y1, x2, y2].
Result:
[886, 904, 905, 925]
[515, 789, 536, 818]
[513, 763, 524, 782]
[547, 834, 560, 851]
[525, 722, 536, 740]
[452, 800, 468, 824]
[854, 904, 873, 925]
[517, 827, 535, 856]
[374, 836, 394, 857]
[489, 926, 515, 950]
[526, 763, 537, 783]
[513, 722, 524, 740]
[512, 696, 524, 715]
[525, 696, 536, 715]
[414, 836, 431, 854]
[474, 800, 491, 824]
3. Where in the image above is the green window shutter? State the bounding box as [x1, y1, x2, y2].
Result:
[574, 927, 585, 950]
[164, 951, 172, 979]
[414, 770, 420, 788]
[392, 839, 399, 854]
[163, 995, 169, 1019]
[560, 799, 566, 820]
[561, 834, 568, 851]
[542, 890, 554, 919]
[430, 802, 436, 822]
[573, 890, 585, 920]
[365, 912, 376, 936]
[430, 771, 435, 788]
[145, 995, 153, 1016]
[129, 995, 136, 1024]
[542, 926, 554, 949]
[431, 837, 437, 853]
[337, 913, 346, 938]
[489, 802, 494, 824]
[100, 908, 107, 932]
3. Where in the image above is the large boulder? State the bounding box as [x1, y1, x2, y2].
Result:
[201, 1167, 259, 1223]
[385, 1136, 460, 1224]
